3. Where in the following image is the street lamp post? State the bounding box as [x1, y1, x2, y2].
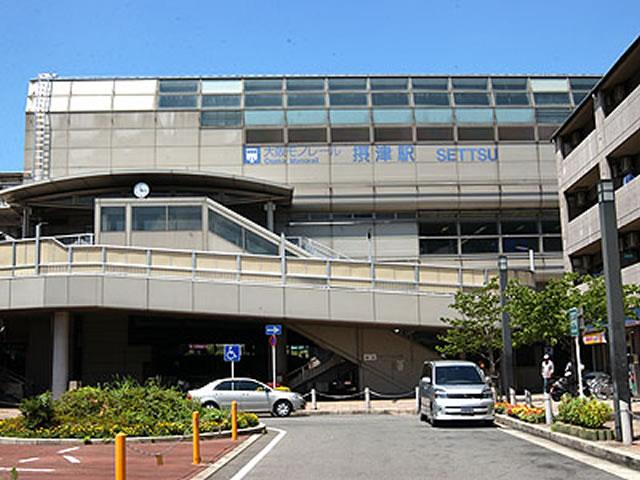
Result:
[597, 180, 633, 443]
[498, 255, 514, 400]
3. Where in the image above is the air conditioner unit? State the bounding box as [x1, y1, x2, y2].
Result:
[626, 232, 640, 249]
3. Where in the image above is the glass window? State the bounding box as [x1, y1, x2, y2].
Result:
[328, 78, 367, 90]
[536, 108, 571, 124]
[458, 127, 494, 141]
[288, 128, 327, 143]
[244, 79, 282, 91]
[330, 93, 368, 106]
[236, 380, 263, 391]
[498, 126, 535, 141]
[374, 127, 412, 142]
[286, 78, 324, 91]
[200, 111, 242, 127]
[287, 93, 325, 107]
[501, 220, 538, 234]
[491, 78, 528, 90]
[537, 126, 557, 140]
[570, 78, 599, 90]
[503, 237, 539, 253]
[455, 108, 493, 124]
[214, 381, 235, 391]
[419, 222, 456, 236]
[372, 109, 413, 124]
[158, 95, 197, 108]
[372, 93, 409, 106]
[202, 80, 242, 94]
[133, 207, 166, 231]
[246, 231, 278, 255]
[460, 220, 497, 235]
[245, 110, 285, 126]
[530, 78, 569, 92]
[370, 78, 407, 90]
[420, 238, 457, 255]
[416, 127, 454, 141]
[209, 210, 242, 247]
[287, 109, 327, 125]
[541, 219, 561, 234]
[452, 78, 488, 90]
[159, 80, 198, 93]
[435, 365, 482, 385]
[202, 95, 241, 108]
[495, 108, 535, 124]
[494, 93, 530, 106]
[330, 127, 370, 142]
[415, 108, 453, 124]
[245, 129, 284, 144]
[329, 109, 370, 125]
[543, 237, 563, 252]
[245, 94, 282, 107]
[572, 91, 590, 104]
[412, 78, 448, 90]
[101, 207, 125, 232]
[414, 92, 450, 106]
[534, 93, 571, 105]
[461, 238, 499, 253]
[168, 206, 202, 231]
[454, 93, 490, 106]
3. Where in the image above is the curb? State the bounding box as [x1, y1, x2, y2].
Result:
[0, 423, 267, 445]
[298, 409, 416, 416]
[495, 414, 640, 471]
[189, 432, 263, 480]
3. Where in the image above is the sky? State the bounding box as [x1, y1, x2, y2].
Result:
[0, 0, 638, 172]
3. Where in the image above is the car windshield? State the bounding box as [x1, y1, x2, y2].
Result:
[435, 366, 483, 385]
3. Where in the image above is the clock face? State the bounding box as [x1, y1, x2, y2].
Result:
[133, 182, 150, 198]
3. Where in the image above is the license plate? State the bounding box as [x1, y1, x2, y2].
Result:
[460, 407, 474, 415]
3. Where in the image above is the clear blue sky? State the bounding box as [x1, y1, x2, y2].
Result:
[0, 0, 638, 172]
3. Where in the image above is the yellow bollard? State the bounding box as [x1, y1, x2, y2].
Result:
[192, 411, 201, 465]
[115, 432, 126, 480]
[231, 400, 238, 441]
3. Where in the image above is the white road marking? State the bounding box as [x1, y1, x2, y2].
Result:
[229, 427, 287, 480]
[0, 467, 55, 473]
[18, 457, 39, 463]
[63, 455, 81, 464]
[57, 446, 80, 454]
[500, 428, 639, 480]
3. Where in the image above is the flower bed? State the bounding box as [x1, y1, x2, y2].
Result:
[495, 402, 545, 424]
[0, 379, 259, 439]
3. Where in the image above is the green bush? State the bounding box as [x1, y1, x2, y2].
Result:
[556, 394, 612, 429]
[18, 392, 54, 430]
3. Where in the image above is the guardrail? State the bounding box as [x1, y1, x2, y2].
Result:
[0, 237, 534, 293]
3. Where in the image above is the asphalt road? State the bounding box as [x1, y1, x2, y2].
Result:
[213, 415, 633, 480]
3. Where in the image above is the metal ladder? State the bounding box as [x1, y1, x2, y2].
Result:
[32, 73, 56, 181]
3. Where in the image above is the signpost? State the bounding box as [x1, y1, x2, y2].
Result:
[568, 308, 584, 397]
[224, 344, 241, 379]
[265, 325, 282, 388]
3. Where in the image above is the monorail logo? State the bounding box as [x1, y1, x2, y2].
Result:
[436, 147, 498, 162]
[243, 147, 261, 164]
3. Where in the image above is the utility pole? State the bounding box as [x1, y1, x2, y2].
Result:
[498, 255, 514, 399]
[598, 180, 633, 443]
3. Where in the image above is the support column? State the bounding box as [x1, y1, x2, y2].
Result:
[264, 202, 276, 232]
[51, 312, 71, 399]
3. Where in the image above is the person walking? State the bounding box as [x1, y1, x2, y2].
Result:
[541, 354, 554, 393]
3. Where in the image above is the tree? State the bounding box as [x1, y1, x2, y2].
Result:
[579, 275, 640, 330]
[436, 279, 502, 377]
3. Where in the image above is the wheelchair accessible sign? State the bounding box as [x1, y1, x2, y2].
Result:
[224, 344, 241, 362]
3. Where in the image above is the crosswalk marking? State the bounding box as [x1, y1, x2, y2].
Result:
[63, 455, 81, 464]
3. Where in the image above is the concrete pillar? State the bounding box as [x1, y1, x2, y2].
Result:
[51, 312, 71, 399]
[264, 202, 276, 232]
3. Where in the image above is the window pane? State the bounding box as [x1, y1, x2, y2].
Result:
[209, 210, 242, 247]
[419, 222, 456, 236]
[330, 93, 368, 106]
[372, 109, 412, 124]
[536, 108, 572, 124]
[168, 206, 202, 230]
[287, 93, 325, 107]
[541, 219, 561, 233]
[454, 93, 490, 106]
[158, 95, 197, 108]
[245, 129, 284, 143]
[452, 78, 488, 90]
[415, 108, 453, 124]
[455, 108, 493, 124]
[460, 220, 497, 235]
[461, 238, 499, 253]
[530, 78, 569, 92]
[491, 78, 527, 90]
[498, 126, 535, 140]
[244, 79, 282, 91]
[543, 237, 563, 252]
[287, 109, 327, 125]
[537, 126, 557, 140]
[370, 78, 407, 90]
[420, 238, 457, 255]
[288, 128, 327, 143]
[329, 78, 367, 90]
[373, 127, 412, 142]
[245, 110, 285, 126]
[133, 207, 166, 231]
[501, 220, 538, 234]
[412, 78, 448, 90]
[329, 109, 370, 125]
[457, 127, 494, 141]
[101, 207, 125, 232]
[201, 111, 242, 127]
[372, 93, 409, 106]
[570, 78, 599, 90]
[246, 230, 278, 255]
[416, 127, 454, 141]
[572, 91, 590, 104]
[414, 92, 450, 106]
[534, 93, 571, 105]
[245, 94, 282, 107]
[202, 95, 241, 108]
[159, 80, 198, 93]
[495, 108, 535, 124]
[202, 80, 242, 94]
[503, 237, 539, 253]
[286, 78, 324, 91]
[330, 127, 369, 142]
[494, 93, 530, 106]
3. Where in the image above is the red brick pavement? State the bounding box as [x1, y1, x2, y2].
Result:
[0, 435, 247, 480]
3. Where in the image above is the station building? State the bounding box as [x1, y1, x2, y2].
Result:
[0, 73, 600, 401]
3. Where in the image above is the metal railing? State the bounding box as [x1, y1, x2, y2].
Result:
[286, 236, 352, 260]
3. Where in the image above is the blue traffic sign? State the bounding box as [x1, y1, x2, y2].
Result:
[265, 324, 282, 336]
[224, 344, 241, 362]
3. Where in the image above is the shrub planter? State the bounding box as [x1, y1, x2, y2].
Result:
[551, 421, 614, 441]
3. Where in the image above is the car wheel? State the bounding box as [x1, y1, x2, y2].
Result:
[419, 412, 428, 423]
[203, 401, 220, 410]
[273, 400, 293, 417]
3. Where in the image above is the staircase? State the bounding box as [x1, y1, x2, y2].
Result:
[32, 73, 56, 181]
[286, 353, 346, 390]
